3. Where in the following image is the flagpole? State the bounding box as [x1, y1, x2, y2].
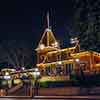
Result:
[47, 12, 50, 29]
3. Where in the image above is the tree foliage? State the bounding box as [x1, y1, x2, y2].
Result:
[0, 40, 33, 69]
[70, 0, 100, 52]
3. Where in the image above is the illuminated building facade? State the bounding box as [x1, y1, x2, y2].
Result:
[35, 15, 100, 81]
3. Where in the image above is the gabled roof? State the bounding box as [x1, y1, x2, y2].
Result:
[39, 28, 57, 47]
[36, 28, 60, 51]
[36, 12, 60, 51]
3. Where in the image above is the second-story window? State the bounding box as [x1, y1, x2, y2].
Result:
[45, 66, 51, 76]
[65, 63, 73, 75]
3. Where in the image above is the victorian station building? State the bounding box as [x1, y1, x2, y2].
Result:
[35, 15, 100, 81]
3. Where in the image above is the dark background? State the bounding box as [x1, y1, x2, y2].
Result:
[0, 0, 75, 67]
[0, 0, 99, 68]
[0, 0, 74, 42]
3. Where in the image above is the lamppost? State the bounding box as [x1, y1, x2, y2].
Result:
[3, 72, 11, 95]
[33, 68, 40, 96]
[75, 58, 80, 73]
[4, 72, 11, 88]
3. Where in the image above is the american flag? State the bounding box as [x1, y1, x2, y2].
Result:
[70, 37, 79, 44]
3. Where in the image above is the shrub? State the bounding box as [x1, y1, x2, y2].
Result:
[39, 80, 80, 88]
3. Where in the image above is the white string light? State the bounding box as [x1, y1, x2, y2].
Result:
[39, 44, 45, 50]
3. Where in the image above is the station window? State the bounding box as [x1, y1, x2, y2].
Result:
[45, 66, 51, 76]
[56, 65, 62, 75]
[65, 63, 73, 74]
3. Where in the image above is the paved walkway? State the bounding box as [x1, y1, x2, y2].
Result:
[1, 96, 100, 100]
[8, 83, 23, 94]
[34, 95, 100, 99]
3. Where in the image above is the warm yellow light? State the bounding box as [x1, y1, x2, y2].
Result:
[14, 79, 21, 84]
[33, 71, 40, 76]
[39, 44, 45, 50]
[37, 72, 40, 76]
[5, 72, 9, 76]
[58, 61, 62, 65]
[34, 68, 39, 72]
[75, 59, 80, 62]
[52, 42, 59, 47]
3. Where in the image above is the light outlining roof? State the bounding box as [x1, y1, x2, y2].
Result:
[38, 46, 76, 64]
[71, 51, 91, 57]
[36, 12, 60, 51]
[1, 68, 16, 72]
[36, 28, 58, 49]
[47, 46, 76, 55]
[37, 59, 74, 67]
[93, 51, 100, 57]
[37, 51, 99, 66]
[45, 28, 51, 32]
[39, 44, 45, 50]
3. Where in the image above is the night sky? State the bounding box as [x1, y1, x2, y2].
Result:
[0, 0, 75, 66]
[0, 1, 74, 41]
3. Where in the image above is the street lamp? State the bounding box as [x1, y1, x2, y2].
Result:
[3, 72, 11, 93]
[75, 58, 80, 72]
[33, 69, 40, 96]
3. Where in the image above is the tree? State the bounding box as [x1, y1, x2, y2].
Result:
[70, 0, 100, 52]
[0, 40, 33, 69]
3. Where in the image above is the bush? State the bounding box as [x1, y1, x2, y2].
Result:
[39, 80, 80, 88]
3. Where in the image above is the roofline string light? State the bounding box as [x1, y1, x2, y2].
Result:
[52, 41, 59, 48]
[39, 44, 45, 50]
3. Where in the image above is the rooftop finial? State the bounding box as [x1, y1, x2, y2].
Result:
[47, 11, 50, 29]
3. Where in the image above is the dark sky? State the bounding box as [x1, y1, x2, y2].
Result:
[0, 0, 76, 66]
[0, 0, 74, 48]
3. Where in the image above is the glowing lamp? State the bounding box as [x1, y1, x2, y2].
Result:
[4, 75, 11, 80]
[52, 42, 59, 47]
[54, 42, 58, 45]
[33, 71, 40, 76]
[5, 72, 9, 76]
[75, 59, 80, 62]
[34, 68, 39, 72]
[4, 72, 11, 80]
[36, 72, 40, 76]
[22, 67, 25, 70]
[39, 44, 45, 50]
[70, 38, 74, 41]
[58, 61, 62, 65]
